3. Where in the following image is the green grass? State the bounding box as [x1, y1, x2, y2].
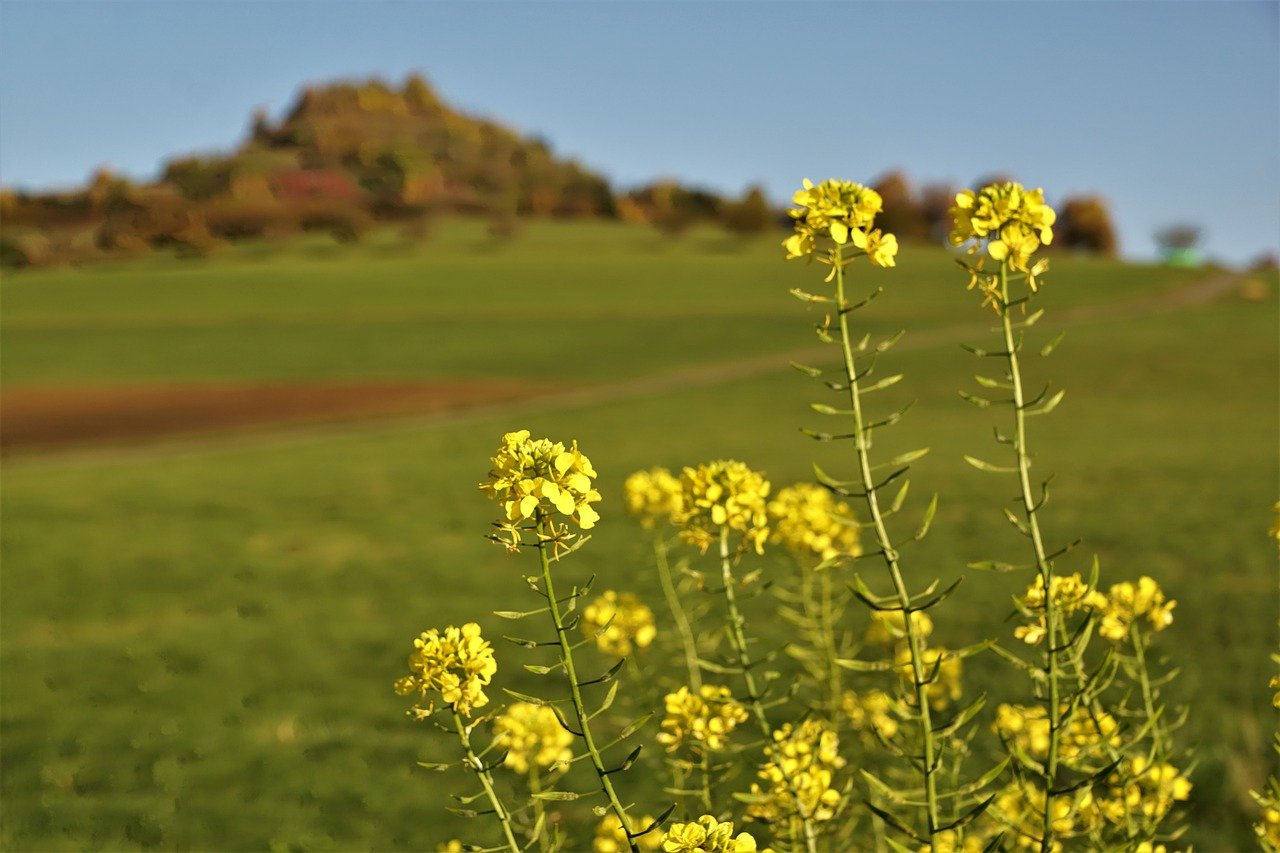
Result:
[1, 223, 1274, 850]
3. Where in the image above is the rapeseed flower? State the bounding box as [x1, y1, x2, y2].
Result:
[783, 178, 898, 268]
[896, 646, 963, 710]
[581, 590, 657, 657]
[1097, 576, 1176, 642]
[949, 182, 1056, 272]
[865, 609, 933, 645]
[987, 782, 1097, 851]
[675, 460, 770, 555]
[841, 689, 901, 740]
[767, 482, 862, 562]
[746, 718, 845, 824]
[491, 702, 573, 775]
[594, 813, 663, 852]
[661, 815, 760, 852]
[994, 704, 1120, 765]
[1014, 573, 1107, 645]
[479, 429, 601, 552]
[1097, 756, 1191, 826]
[394, 623, 497, 718]
[625, 467, 684, 531]
[656, 684, 750, 754]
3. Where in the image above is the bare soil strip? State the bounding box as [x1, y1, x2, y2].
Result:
[0, 273, 1244, 463]
[0, 381, 556, 453]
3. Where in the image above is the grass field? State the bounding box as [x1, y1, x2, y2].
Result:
[1, 222, 1276, 850]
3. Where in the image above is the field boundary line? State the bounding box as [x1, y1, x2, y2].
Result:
[1, 272, 1244, 470]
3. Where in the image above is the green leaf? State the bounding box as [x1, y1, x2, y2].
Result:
[812, 462, 858, 489]
[617, 712, 654, 740]
[914, 494, 939, 540]
[860, 373, 904, 394]
[523, 664, 553, 675]
[876, 330, 906, 352]
[790, 361, 823, 376]
[1040, 331, 1066, 356]
[835, 657, 893, 672]
[932, 693, 988, 737]
[1025, 388, 1066, 416]
[964, 454, 1017, 474]
[415, 761, 452, 771]
[532, 790, 581, 801]
[493, 607, 549, 620]
[810, 403, 853, 416]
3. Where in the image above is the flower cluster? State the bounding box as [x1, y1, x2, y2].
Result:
[746, 718, 846, 824]
[948, 182, 1056, 272]
[1097, 756, 1192, 827]
[656, 684, 750, 753]
[984, 782, 1095, 851]
[1254, 787, 1280, 849]
[783, 179, 898, 267]
[593, 813, 664, 853]
[394, 623, 497, 718]
[767, 483, 863, 562]
[1013, 572, 1106, 645]
[675, 460, 771, 555]
[865, 609, 934, 646]
[491, 701, 573, 775]
[624, 467, 684, 531]
[581, 590, 657, 657]
[896, 646, 963, 710]
[841, 689, 900, 740]
[994, 704, 1120, 765]
[661, 816, 761, 853]
[1097, 576, 1176, 642]
[479, 429, 602, 552]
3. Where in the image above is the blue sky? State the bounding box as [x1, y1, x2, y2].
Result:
[2, 1, 1277, 263]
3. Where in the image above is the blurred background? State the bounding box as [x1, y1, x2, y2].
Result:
[1, 2, 1276, 850]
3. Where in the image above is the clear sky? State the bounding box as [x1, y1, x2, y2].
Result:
[1, 1, 1277, 264]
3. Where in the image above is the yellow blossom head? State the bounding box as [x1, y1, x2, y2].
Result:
[594, 813, 663, 853]
[656, 684, 750, 754]
[783, 178, 898, 268]
[394, 622, 497, 718]
[479, 429, 602, 552]
[767, 482, 862, 563]
[662, 815, 759, 852]
[625, 467, 683, 531]
[896, 646, 963, 710]
[1097, 576, 1176, 642]
[491, 702, 573, 775]
[841, 689, 900, 740]
[865, 609, 934, 645]
[747, 718, 846, 824]
[675, 460, 771, 555]
[949, 181, 1055, 272]
[581, 590, 657, 657]
[1014, 573, 1107, 645]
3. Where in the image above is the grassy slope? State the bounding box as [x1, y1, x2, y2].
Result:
[1, 224, 1274, 850]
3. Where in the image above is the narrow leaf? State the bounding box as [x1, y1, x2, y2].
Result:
[964, 454, 1017, 474]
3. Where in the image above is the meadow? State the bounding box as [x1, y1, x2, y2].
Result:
[1, 221, 1275, 850]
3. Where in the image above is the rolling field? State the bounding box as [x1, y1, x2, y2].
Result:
[1, 222, 1276, 850]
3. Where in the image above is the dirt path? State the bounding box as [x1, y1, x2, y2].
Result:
[1, 272, 1246, 465]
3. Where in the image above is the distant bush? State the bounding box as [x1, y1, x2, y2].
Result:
[1057, 195, 1119, 256]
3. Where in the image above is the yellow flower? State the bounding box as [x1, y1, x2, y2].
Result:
[841, 689, 900, 740]
[479, 429, 602, 552]
[1097, 576, 1176, 643]
[994, 704, 1120, 765]
[1014, 573, 1107, 645]
[783, 178, 896, 267]
[987, 782, 1098, 851]
[767, 482, 862, 562]
[625, 467, 684, 531]
[491, 702, 573, 775]
[675, 460, 770, 555]
[581, 590, 657, 657]
[1097, 756, 1191, 826]
[746, 718, 845, 824]
[896, 646, 963, 710]
[656, 684, 750, 753]
[395, 623, 497, 718]
[595, 813, 664, 852]
[865, 609, 933, 645]
[662, 815, 759, 852]
[949, 182, 1056, 272]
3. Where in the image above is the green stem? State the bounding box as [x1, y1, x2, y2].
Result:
[698, 750, 713, 814]
[1130, 621, 1167, 757]
[819, 568, 842, 713]
[654, 534, 702, 691]
[832, 250, 941, 839]
[995, 261, 1062, 853]
[535, 514, 639, 853]
[717, 528, 819, 853]
[528, 766, 551, 853]
[451, 710, 521, 853]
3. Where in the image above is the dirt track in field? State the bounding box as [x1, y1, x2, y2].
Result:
[0, 381, 556, 453]
[0, 272, 1250, 458]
